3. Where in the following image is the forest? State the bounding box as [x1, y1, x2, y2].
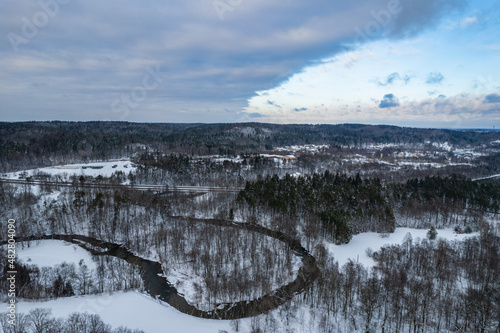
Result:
[1, 121, 499, 332]
[2, 121, 500, 172]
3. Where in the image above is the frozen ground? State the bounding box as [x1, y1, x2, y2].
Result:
[11, 240, 97, 271]
[326, 227, 478, 267]
[2, 160, 136, 180]
[16, 291, 233, 333]
[38, 190, 61, 206]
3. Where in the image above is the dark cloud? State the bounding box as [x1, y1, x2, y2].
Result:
[389, 0, 466, 38]
[426, 72, 445, 85]
[293, 107, 308, 112]
[484, 94, 500, 104]
[379, 93, 400, 108]
[0, 0, 465, 121]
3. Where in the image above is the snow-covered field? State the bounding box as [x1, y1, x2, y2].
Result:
[16, 291, 233, 333]
[2, 160, 136, 180]
[13, 240, 97, 271]
[326, 227, 478, 267]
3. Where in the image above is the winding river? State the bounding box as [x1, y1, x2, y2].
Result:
[4, 218, 319, 320]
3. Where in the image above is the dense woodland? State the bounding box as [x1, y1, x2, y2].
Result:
[237, 173, 500, 244]
[2, 121, 500, 172]
[1, 174, 499, 331]
[1, 122, 500, 332]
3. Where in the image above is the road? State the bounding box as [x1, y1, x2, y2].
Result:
[0, 178, 243, 193]
[472, 174, 500, 181]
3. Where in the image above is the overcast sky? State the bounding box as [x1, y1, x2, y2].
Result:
[1, 0, 499, 127]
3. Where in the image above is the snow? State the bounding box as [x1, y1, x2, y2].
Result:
[11, 241, 232, 332]
[16, 291, 233, 333]
[7, 230, 483, 333]
[326, 228, 478, 268]
[361, 143, 401, 149]
[473, 174, 500, 181]
[3, 160, 136, 180]
[165, 251, 303, 312]
[194, 155, 244, 164]
[342, 154, 474, 170]
[432, 141, 453, 151]
[38, 190, 61, 206]
[12, 240, 97, 271]
[397, 161, 473, 169]
[275, 144, 329, 153]
[164, 268, 205, 308]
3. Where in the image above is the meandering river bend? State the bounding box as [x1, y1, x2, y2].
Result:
[4, 218, 319, 320]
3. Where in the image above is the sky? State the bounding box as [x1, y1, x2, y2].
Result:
[0, 0, 499, 128]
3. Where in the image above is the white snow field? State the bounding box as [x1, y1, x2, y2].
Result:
[327, 227, 478, 267]
[14, 240, 97, 271]
[17, 291, 233, 333]
[3, 160, 136, 180]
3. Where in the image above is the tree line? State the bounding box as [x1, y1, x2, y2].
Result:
[2, 121, 499, 172]
[237, 173, 500, 244]
[0, 308, 144, 333]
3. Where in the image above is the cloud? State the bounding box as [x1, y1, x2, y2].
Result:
[0, 0, 467, 121]
[293, 107, 308, 112]
[482, 44, 500, 51]
[243, 90, 500, 128]
[247, 112, 265, 118]
[267, 100, 281, 108]
[379, 93, 400, 108]
[389, 0, 466, 38]
[378, 72, 412, 86]
[426, 72, 445, 85]
[445, 16, 480, 29]
[460, 16, 478, 27]
[484, 94, 500, 104]
[378, 73, 400, 86]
